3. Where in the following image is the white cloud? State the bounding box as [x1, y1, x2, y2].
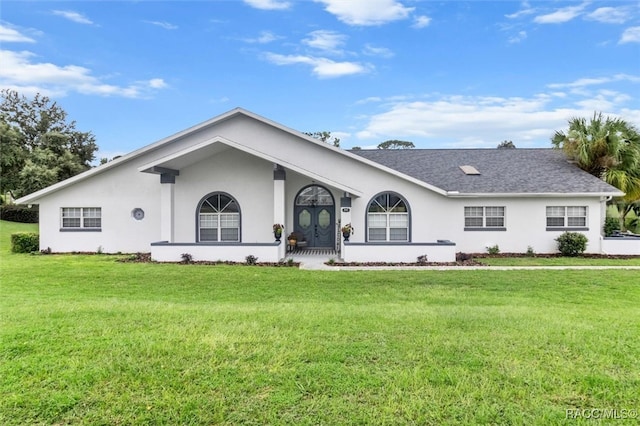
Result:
[315, 0, 413, 26]
[243, 0, 291, 10]
[52, 10, 94, 25]
[574, 91, 630, 112]
[505, 2, 536, 19]
[243, 31, 280, 44]
[533, 3, 587, 24]
[620, 26, 640, 44]
[352, 87, 639, 148]
[412, 15, 431, 29]
[264, 52, 371, 78]
[586, 7, 630, 24]
[0, 49, 168, 98]
[548, 74, 640, 89]
[148, 78, 168, 89]
[355, 96, 382, 105]
[303, 30, 346, 54]
[508, 31, 527, 44]
[144, 21, 178, 30]
[0, 24, 36, 43]
[362, 44, 394, 58]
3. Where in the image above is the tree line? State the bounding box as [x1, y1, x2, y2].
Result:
[1, 89, 97, 198]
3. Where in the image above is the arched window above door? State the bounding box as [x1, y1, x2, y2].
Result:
[295, 185, 334, 206]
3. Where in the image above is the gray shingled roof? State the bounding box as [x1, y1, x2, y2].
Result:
[350, 148, 622, 194]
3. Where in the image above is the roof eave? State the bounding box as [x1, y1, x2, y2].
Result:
[445, 191, 625, 198]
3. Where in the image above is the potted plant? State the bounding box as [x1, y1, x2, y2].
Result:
[273, 224, 284, 241]
[341, 223, 353, 241]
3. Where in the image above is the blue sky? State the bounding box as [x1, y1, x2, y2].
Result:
[1, 0, 639, 160]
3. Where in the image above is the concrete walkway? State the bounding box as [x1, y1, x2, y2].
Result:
[296, 255, 640, 271]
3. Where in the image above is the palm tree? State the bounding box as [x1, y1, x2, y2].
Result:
[552, 112, 640, 230]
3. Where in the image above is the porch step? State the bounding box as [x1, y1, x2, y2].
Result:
[288, 248, 338, 257]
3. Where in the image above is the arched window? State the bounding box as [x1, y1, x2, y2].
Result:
[367, 192, 410, 242]
[197, 192, 240, 242]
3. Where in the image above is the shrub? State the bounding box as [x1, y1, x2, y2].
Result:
[526, 246, 535, 256]
[555, 232, 588, 256]
[416, 254, 428, 265]
[245, 255, 258, 265]
[603, 217, 620, 237]
[11, 232, 39, 253]
[456, 252, 472, 262]
[486, 244, 500, 255]
[1, 205, 39, 223]
[180, 253, 193, 264]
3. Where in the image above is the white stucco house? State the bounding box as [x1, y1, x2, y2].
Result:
[16, 108, 637, 262]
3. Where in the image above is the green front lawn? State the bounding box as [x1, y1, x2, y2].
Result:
[1, 224, 639, 424]
[0, 220, 38, 254]
[479, 256, 640, 267]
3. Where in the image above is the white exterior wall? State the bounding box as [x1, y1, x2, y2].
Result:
[26, 111, 617, 259]
[172, 149, 275, 243]
[151, 243, 282, 262]
[36, 161, 161, 253]
[601, 237, 640, 255]
[343, 243, 456, 263]
[443, 197, 606, 254]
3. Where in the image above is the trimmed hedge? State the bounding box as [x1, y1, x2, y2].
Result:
[0, 205, 39, 223]
[555, 231, 588, 257]
[11, 232, 40, 253]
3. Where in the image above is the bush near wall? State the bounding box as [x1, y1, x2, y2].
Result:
[0, 205, 39, 223]
[11, 233, 39, 253]
[555, 232, 588, 257]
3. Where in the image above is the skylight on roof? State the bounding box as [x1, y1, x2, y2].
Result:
[459, 165, 481, 175]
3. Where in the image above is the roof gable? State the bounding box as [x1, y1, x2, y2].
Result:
[17, 107, 442, 203]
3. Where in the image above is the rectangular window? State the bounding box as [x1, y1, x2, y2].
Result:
[465, 206, 505, 229]
[368, 213, 388, 241]
[220, 213, 239, 242]
[61, 207, 101, 230]
[200, 213, 218, 241]
[547, 206, 587, 228]
[389, 214, 408, 241]
[199, 213, 240, 242]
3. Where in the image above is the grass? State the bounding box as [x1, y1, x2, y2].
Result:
[1, 220, 639, 424]
[0, 220, 37, 253]
[479, 256, 640, 267]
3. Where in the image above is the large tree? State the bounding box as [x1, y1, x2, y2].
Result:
[377, 140, 415, 149]
[497, 140, 516, 149]
[305, 131, 340, 147]
[0, 89, 98, 197]
[552, 112, 640, 230]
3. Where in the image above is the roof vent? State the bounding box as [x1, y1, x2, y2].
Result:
[459, 165, 481, 175]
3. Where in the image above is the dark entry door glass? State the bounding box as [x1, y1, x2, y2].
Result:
[294, 186, 335, 248]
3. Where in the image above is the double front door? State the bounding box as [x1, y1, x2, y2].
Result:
[294, 185, 335, 248]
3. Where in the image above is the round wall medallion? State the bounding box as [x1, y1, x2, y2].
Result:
[132, 208, 145, 221]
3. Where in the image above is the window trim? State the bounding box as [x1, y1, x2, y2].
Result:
[464, 206, 506, 231]
[60, 207, 102, 232]
[196, 192, 241, 243]
[546, 206, 588, 231]
[365, 191, 411, 242]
